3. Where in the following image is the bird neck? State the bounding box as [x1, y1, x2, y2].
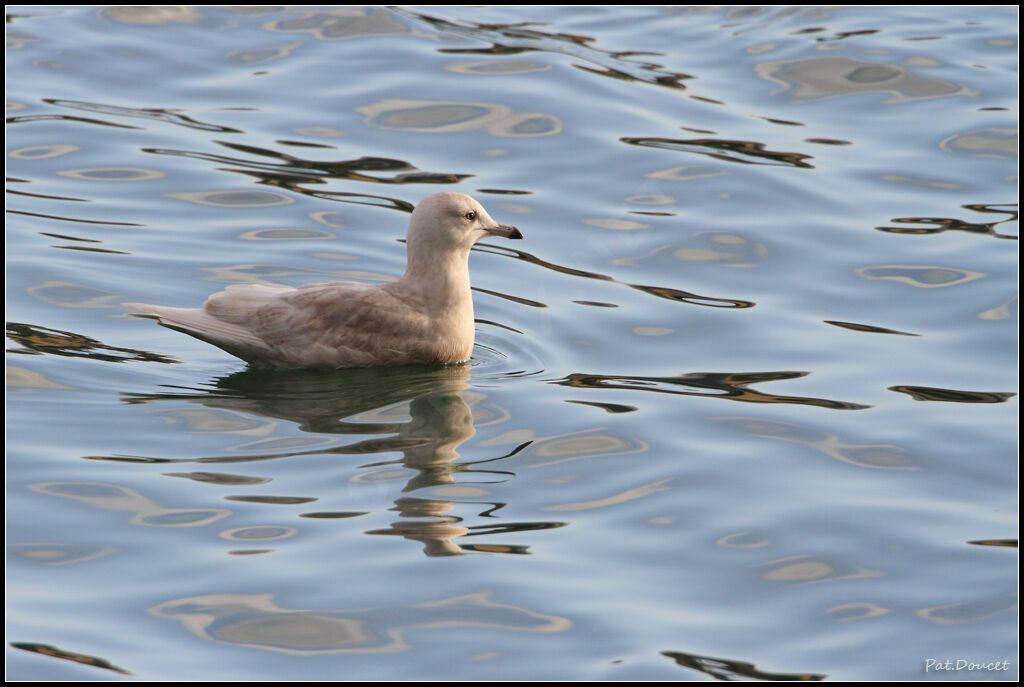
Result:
[398, 242, 474, 315]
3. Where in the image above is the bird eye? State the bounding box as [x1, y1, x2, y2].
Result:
[464, 211, 476, 221]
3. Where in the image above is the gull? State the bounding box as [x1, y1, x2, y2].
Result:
[126, 192, 523, 369]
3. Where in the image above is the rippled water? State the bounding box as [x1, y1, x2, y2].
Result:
[6, 6, 1018, 681]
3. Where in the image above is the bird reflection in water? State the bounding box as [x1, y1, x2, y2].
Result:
[118, 364, 561, 556]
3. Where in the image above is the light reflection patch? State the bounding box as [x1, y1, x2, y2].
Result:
[26, 281, 122, 308]
[940, 127, 1017, 159]
[356, 99, 561, 137]
[756, 56, 974, 102]
[582, 217, 649, 231]
[58, 167, 165, 181]
[227, 42, 302, 66]
[149, 591, 571, 654]
[716, 417, 917, 470]
[238, 228, 335, 241]
[855, 265, 985, 288]
[9, 144, 80, 159]
[167, 190, 294, 207]
[758, 555, 883, 585]
[221, 526, 297, 541]
[447, 60, 551, 75]
[100, 6, 203, 25]
[28, 481, 232, 528]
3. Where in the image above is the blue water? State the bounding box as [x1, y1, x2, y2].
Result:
[6, 5, 1017, 681]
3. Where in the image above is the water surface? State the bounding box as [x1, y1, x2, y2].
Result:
[6, 5, 1018, 681]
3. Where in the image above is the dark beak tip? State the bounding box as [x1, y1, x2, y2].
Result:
[488, 224, 523, 240]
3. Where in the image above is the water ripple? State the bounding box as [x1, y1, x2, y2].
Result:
[475, 244, 755, 309]
[553, 371, 869, 410]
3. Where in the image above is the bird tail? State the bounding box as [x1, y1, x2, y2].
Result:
[124, 302, 271, 357]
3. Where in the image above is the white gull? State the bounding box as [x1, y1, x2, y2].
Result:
[126, 192, 523, 369]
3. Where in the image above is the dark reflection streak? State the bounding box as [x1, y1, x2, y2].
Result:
[889, 385, 1016, 403]
[303, 191, 415, 212]
[55, 245, 130, 255]
[457, 441, 533, 466]
[566, 399, 638, 414]
[226, 141, 464, 186]
[276, 139, 336, 149]
[439, 45, 530, 57]
[964, 203, 1018, 219]
[475, 318, 524, 335]
[824, 320, 920, 336]
[473, 245, 754, 309]
[629, 283, 753, 308]
[9, 642, 131, 676]
[7, 322, 178, 364]
[876, 205, 1018, 240]
[104, 416, 530, 472]
[6, 114, 142, 129]
[574, 63, 652, 85]
[88, 438, 527, 485]
[146, 145, 470, 187]
[472, 342, 509, 361]
[360, 441, 530, 472]
[300, 191, 417, 211]
[612, 50, 664, 59]
[831, 29, 881, 40]
[473, 244, 613, 282]
[472, 286, 548, 308]
[87, 446, 344, 466]
[40, 232, 101, 243]
[555, 372, 869, 410]
[621, 136, 815, 168]
[44, 98, 243, 133]
[662, 649, 826, 682]
[876, 219, 1016, 240]
[805, 138, 852, 145]
[395, 8, 692, 91]
[216, 140, 437, 181]
[233, 167, 468, 189]
[463, 521, 567, 536]
[421, 471, 516, 486]
[164, 471, 270, 486]
[155, 150, 326, 179]
[83, 455, 174, 464]
[459, 543, 531, 554]
[359, 454, 518, 482]
[7, 209, 143, 227]
[497, 369, 548, 379]
[9, 189, 89, 202]
[760, 117, 804, 126]
[476, 502, 506, 518]
[968, 539, 1017, 548]
[146, 145, 469, 200]
[225, 495, 317, 505]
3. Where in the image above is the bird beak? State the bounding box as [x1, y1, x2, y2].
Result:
[486, 223, 523, 240]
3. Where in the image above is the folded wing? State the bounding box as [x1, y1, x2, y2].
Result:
[126, 281, 446, 368]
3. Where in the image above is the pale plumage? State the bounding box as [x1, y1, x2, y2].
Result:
[126, 192, 523, 369]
